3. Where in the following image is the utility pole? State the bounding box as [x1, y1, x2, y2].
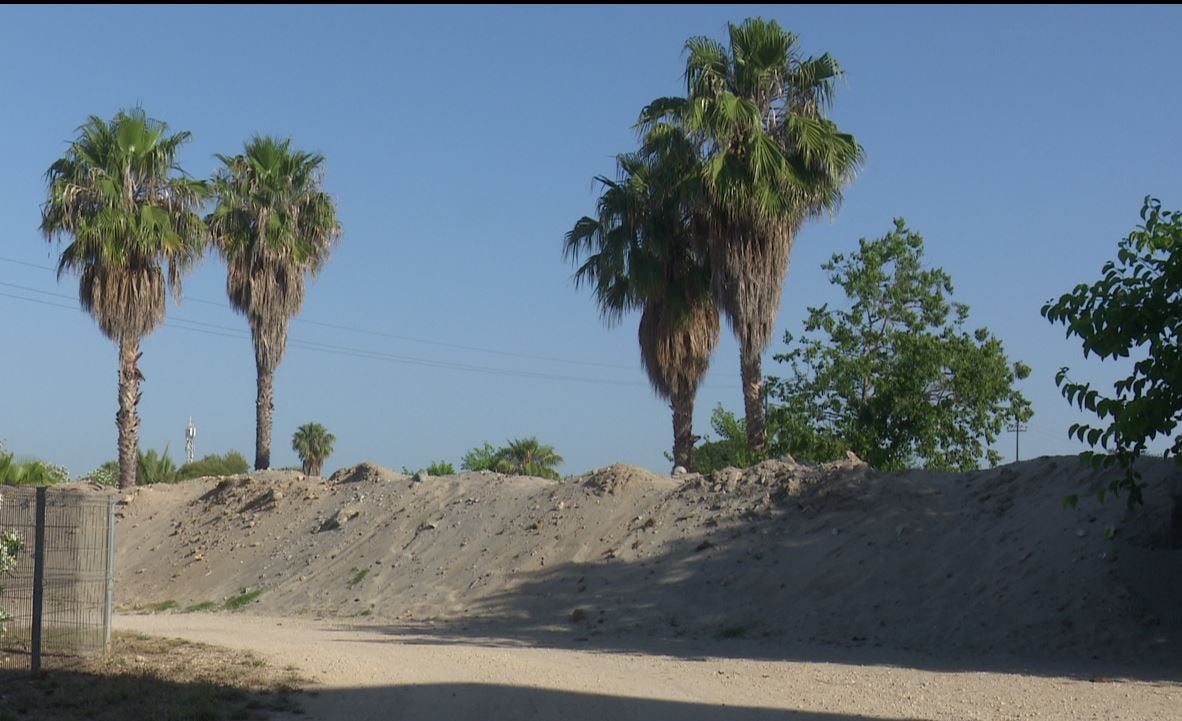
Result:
[185, 417, 197, 464]
[1006, 413, 1027, 463]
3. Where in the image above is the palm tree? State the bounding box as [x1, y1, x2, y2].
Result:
[641, 18, 863, 454]
[565, 133, 718, 471]
[137, 445, 178, 484]
[499, 437, 563, 480]
[41, 108, 208, 489]
[292, 422, 335, 476]
[208, 136, 341, 470]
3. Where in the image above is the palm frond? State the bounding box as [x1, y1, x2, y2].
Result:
[41, 107, 207, 343]
[209, 135, 342, 373]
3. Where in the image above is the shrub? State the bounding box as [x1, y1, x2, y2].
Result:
[0, 443, 70, 486]
[177, 451, 250, 480]
[137, 446, 178, 484]
[0, 493, 22, 636]
[426, 461, 455, 476]
[461, 438, 562, 479]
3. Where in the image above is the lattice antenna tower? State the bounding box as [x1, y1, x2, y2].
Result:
[185, 417, 197, 464]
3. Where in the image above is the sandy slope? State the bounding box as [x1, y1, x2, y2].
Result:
[115, 612, 1182, 721]
[114, 455, 1181, 671]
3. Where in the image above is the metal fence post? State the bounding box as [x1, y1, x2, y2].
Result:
[103, 496, 115, 653]
[30, 486, 46, 673]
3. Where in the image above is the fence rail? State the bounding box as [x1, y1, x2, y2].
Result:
[0, 486, 116, 672]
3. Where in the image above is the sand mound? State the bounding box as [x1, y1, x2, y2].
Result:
[328, 462, 409, 485]
[113, 456, 1182, 668]
[576, 463, 678, 496]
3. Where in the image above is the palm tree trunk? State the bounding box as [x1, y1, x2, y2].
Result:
[255, 364, 274, 470]
[741, 348, 767, 456]
[116, 338, 141, 490]
[671, 389, 696, 471]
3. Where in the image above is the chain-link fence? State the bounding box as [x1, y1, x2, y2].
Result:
[0, 486, 116, 672]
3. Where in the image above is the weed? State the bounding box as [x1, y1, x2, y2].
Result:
[0, 630, 307, 720]
[347, 567, 369, 588]
[717, 624, 749, 639]
[224, 589, 263, 610]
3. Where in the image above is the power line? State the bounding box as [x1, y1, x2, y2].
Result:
[0, 282, 667, 387]
[0, 255, 636, 371]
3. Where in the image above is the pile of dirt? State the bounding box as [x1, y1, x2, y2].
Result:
[575, 463, 678, 497]
[327, 462, 408, 485]
[113, 456, 1182, 668]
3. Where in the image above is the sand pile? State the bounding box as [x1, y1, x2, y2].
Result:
[113, 456, 1182, 667]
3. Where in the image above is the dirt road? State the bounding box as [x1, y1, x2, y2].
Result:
[115, 613, 1180, 721]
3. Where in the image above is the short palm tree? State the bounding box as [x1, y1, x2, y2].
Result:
[41, 108, 207, 489]
[292, 422, 335, 477]
[208, 136, 341, 470]
[641, 18, 862, 454]
[137, 446, 178, 485]
[499, 437, 563, 480]
[565, 133, 718, 471]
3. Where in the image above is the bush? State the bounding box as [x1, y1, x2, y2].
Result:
[0, 443, 70, 486]
[460, 443, 504, 473]
[137, 446, 178, 484]
[78, 460, 120, 487]
[692, 406, 762, 473]
[177, 451, 250, 480]
[460, 438, 563, 480]
[401, 461, 456, 477]
[0, 492, 22, 636]
[426, 461, 455, 476]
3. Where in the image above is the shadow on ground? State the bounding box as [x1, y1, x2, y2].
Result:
[283, 683, 935, 721]
[344, 461, 1182, 682]
[0, 669, 940, 721]
[0, 668, 298, 721]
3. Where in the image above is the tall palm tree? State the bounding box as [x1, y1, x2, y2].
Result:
[641, 18, 862, 454]
[208, 136, 341, 470]
[499, 437, 563, 480]
[41, 108, 208, 489]
[565, 132, 718, 471]
[292, 422, 335, 477]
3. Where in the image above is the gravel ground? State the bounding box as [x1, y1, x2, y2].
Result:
[117, 613, 1182, 721]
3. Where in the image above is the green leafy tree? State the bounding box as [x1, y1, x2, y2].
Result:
[208, 136, 342, 470]
[640, 18, 862, 454]
[177, 451, 251, 480]
[292, 423, 335, 477]
[461, 443, 507, 473]
[41, 108, 208, 489]
[565, 137, 718, 471]
[692, 406, 760, 473]
[1042, 196, 1182, 511]
[767, 220, 1032, 471]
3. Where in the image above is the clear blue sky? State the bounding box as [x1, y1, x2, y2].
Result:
[1, 5, 1178, 477]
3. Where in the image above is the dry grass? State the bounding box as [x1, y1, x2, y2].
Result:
[0, 631, 306, 721]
